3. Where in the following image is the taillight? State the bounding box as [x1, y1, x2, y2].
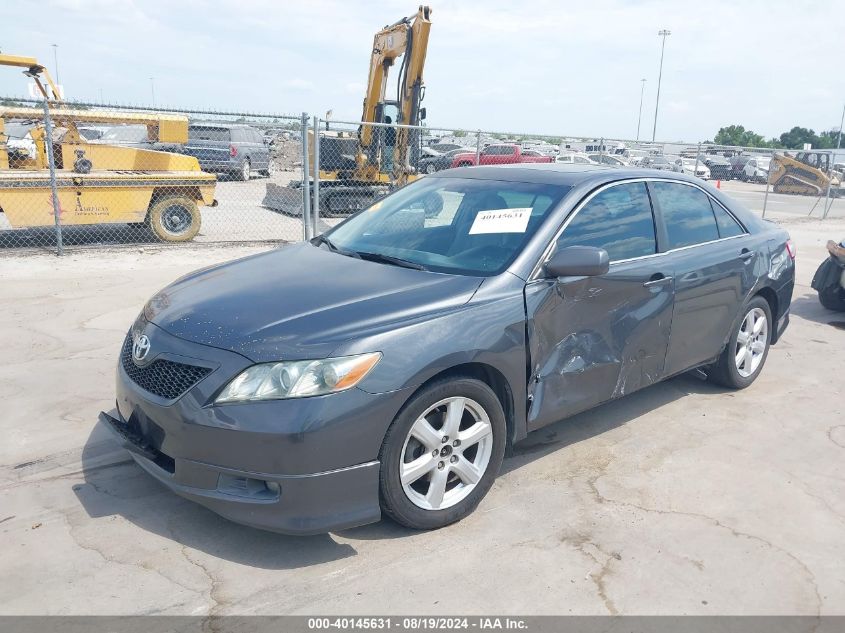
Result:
[230, 145, 237, 157]
[785, 239, 796, 260]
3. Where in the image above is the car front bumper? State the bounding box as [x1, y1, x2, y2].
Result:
[102, 323, 413, 534]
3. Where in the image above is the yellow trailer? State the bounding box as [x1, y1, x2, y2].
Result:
[0, 55, 217, 242]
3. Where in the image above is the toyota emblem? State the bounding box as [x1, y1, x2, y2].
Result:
[132, 334, 151, 363]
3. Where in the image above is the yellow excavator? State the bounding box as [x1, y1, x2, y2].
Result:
[770, 150, 843, 197]
[0, 54, 216, 242]
[264, 5, 432, 216]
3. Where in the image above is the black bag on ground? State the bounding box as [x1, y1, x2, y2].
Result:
[811, 257, 845, 293]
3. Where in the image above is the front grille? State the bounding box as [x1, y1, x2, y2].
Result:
[120, 336, 212, 400]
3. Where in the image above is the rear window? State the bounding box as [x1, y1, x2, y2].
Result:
[189, 126, 231, 142]
[650, 182, 720, 249]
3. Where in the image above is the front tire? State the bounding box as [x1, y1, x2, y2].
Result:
[379, 378, 506, 530]
[707, 296, 772, 389]
[147, 195, 201, 242]
[425, 163, 437, 174]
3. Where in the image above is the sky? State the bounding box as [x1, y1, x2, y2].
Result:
[2, 0, 844, 143]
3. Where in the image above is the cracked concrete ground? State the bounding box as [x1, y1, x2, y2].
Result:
[1, 214, 843, 616]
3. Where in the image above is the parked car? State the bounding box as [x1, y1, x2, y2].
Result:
[640, 155, 674, 171]
[698, 154, 732, 180]
[102, 164, 794, 534]
[730, 155, 753, 180]
[450, 144, 554, 167]
[419, 147, 474, 174]
[672, 157, 711, 179]
[587, 153, 628, 167]
[177, 123, 274, 181]
[429, 142, 466, 153]
[742, 156, 771, 183]
[556, 152, 599, 165]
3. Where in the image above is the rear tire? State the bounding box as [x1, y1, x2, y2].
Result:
[819, 286, 845, 312]
[262, 159, 277, 178]
[379, 378, 506, 531]
[238, 159, 251, 181]
[707, 296, 772, 389]
[147, 195, 201, 242]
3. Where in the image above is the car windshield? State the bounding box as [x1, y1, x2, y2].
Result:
[323, 177, 571, 276]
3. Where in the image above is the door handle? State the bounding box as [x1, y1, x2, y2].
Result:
[643, 274, 673, 287]
[739, 249, 755, 261]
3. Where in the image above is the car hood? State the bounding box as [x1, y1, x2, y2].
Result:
[146, 243, 483, 362]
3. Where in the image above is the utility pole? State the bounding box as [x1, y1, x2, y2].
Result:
[652, 29, 671, 142]
[149, 77, 155, 105]
[636, 78, 647, 141]
[51, 43, 60, 85]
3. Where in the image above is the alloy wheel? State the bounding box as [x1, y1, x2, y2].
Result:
[399, 396, 493, 510]
[735, 307, 768, 378]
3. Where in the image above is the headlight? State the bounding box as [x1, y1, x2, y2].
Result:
[215, 352, 382, 403]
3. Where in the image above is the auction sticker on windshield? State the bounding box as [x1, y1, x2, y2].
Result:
[469, 208, 531, 234]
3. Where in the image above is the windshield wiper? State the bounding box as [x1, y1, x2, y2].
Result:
[355, 251, 428, 271]
[312, 234, 361, 258]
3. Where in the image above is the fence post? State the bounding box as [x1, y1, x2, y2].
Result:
[761, 153, 772, 219]
[41, 100, 63, 256]
[475, 130, 482, 165]
[822, 150, 834, 219]
[600, 137, 605, 164]
[300, 111, 312, 241]
[694, 143, 701, 179]
[312, 115, 321, 236]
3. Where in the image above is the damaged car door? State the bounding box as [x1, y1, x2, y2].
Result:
[525, 181, 674, 430]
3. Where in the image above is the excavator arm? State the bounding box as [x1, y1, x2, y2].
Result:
[357, 5, 432, 183]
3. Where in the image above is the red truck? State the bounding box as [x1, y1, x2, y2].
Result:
[449, 144, 554, 168]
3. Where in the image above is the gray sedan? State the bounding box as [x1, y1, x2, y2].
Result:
[102, 164, 795, 534]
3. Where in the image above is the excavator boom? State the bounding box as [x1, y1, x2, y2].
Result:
[358, 5, 432, 183]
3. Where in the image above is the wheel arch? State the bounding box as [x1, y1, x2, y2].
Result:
[402, 362, 517, 453]
[753, 286, 780, 344]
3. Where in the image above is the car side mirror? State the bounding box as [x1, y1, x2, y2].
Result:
[420, 107, 427, 121]
[543, 246, 610, 278]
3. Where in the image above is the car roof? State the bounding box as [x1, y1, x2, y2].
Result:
[429, 163, 724, 188]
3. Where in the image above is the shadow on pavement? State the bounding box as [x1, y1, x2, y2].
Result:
[789, 291, 845, 328]
[0, 224, 159, 249]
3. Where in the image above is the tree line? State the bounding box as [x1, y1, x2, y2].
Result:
[712, 124, 842, 150]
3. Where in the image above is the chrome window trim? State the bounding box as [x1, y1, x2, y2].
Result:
[529, 177, 750, 281]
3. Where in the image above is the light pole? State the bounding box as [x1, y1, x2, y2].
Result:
[51, 43, 60, 85]
[636, 78, 647, 141]
[149, 77, 155, 105]
[652, 29, 671, 142]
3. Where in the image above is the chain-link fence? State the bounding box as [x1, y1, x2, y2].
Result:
[0, 99, 308, 252]
[2, 97, 843, 254]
